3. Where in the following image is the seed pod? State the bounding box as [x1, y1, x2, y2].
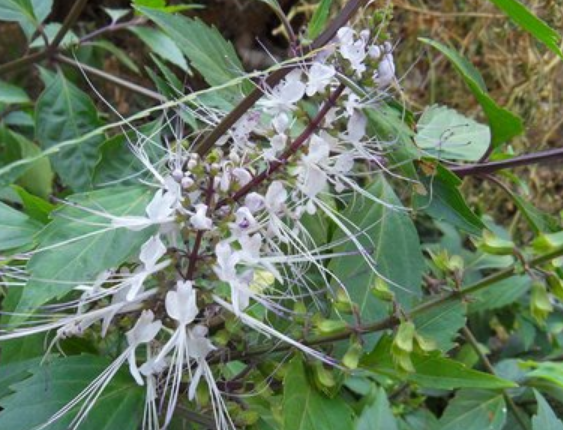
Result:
[478, 231, 515, 255]
[530, 282, 553, 324]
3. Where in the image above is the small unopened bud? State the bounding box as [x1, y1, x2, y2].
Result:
[171, 168, 183, 182]
[547, 273, 563, 301]
[342, 340, 363, 370]
[530, 282, 553, 324]
[478, 231, 515, 255]
[316, 319, 348, 335]
[181, 176, 194, 189]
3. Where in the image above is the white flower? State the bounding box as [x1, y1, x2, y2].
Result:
[265, 181, 287, 214]
[260, 70, 306, 115]
[126, 310, 162, 385]
[374, 52, 396, 87]
[112, 189, 176, 231]
[306, 62, 336, 96]
[346, 110, 367, 143]
[337, 27, 367, 74]
[165, 280, 199, 325]
[190, 204, 212, 230]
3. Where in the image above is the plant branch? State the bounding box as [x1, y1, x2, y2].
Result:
[79, 17, 146, 44]
[194, 0, 370, 155]
[451, 147, 563, 178]
[216, 83, 346, 209]
[462, 326, 531, 430]
[210, 244, 563, 364]
[49, 0, 89, 51]
[54, 54, 166, 102]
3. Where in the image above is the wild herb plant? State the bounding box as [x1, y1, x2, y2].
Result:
[0, 1, 563, 429]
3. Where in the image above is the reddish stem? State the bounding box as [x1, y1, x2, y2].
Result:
[217, 83, 345, 209]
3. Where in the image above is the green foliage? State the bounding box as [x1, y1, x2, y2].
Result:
[438, 390, 507, 430]
[282, 357, 354, 430]
[420, 38, 524, 148]
[0, 200, 42, 250]
[138, 6, 247, 99]
[14, 186, 154, 319]
[532, 390, 563, 430]
[35, 73, 104, 192]
[488, 0, 563, 59]
[0, 355, 144, 430]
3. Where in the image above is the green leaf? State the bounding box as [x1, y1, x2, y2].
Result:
[92, 120, 164, 187]
[365, 105, 420, 181]
[308, 0, 332, 39]
[329, 178, 424, 348]
[438, 390, 507, 430]
[0, 80, 30, 104]
[129, 26, 188, 71]
[0, 200, 42, 251]
[35, 72, 104, 191]
[0, 357, 40, 399]
[0, 0, 52, 38]
[138, 7, 246, 97]
[0, 0, 36, 27]
[12, 184, 54, 224]
[0, 355, 144, 430]
[413, 301, 466, 351]
[415, 105, 490, 161]
[420, 38, 524, 148]
[509, 192, 560, 234]
[283, 357, 354, 430]
[468, 275, 531, 313]
[14, 186, 154, 318]
[356, 386, 398, 430]
[0, 127, 54, 198]
[414, 164, 485, 235]
[363, 336, 517, 390]
[488, 0, 563, 59]
[532, 390, 563, 430]
[526, 362, 563, 389]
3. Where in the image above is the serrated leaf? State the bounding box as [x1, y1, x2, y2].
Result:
[0, 79, 30, 104]
[415, 105, 490, 161]
[0, 357, 40, 399]
[468, 275, 531, 313]
[308, 0, 332, 39]
[0, 0, 52, 38]
[0, 200, 42, 251]
[92, 120, 164, 187]
[488, 0, 563, 59]
[138, 7, 246, 99]
[532, 390, 563, 430]
[283, 357, 354, 430]
[14, 186, 154, 318]
[438, 390, 507, 430]
[329, 177, 424, 348]
[0, 127, 54, 198]
[413, 301, 466, 351]
[129, 26, 188, 71]
[420, 38, 524, 148]
[0, 355, 144, 430]
[35, 72, 104, 192]
[415, 164, 484, 235]
[356, 386, 398, 430]
[363, 336, 517, 390]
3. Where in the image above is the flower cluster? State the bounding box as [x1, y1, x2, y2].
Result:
[0, 27, 399, 429]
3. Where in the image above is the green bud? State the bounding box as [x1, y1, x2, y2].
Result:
[238, 410, 260, 426]
[533, 232, 563, 253]
[315, 319, 348, 335]
[312, 361, 336, 388]
[547, 273, 563, 301]
[393, 321, 415, 353]
[414, 332, 437, 352]
[342, 340, 363, 370]
[371, 278, 395, 302]
[334, 287, 355, 313]
[478, 231, 515, 256]
[531, 282, 553, 324]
